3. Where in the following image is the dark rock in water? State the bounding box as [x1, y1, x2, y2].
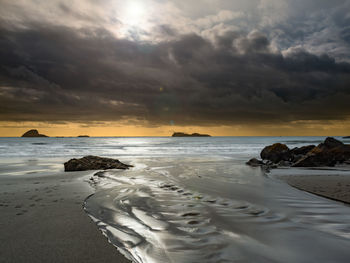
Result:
[21, 129, 48, 137]
[323, 137, 344, 148]
[246, 158, 277, 172]
[277, 160, 293, 167]
[172, 132, 211, 137]
[290, 145, 315, 156]
[261, 144, 315, 164]
[344, 136, 350, 139]
[293, 137, 350, 167]
[246, 158, 265, 167]
[260, 143, 290, 163]
[93, 171, 106, 178]
[289, 145, 316, 162]
[78, 135, 89, 137]
[250, 137, 350, 171]
[64, 156, 133, 172]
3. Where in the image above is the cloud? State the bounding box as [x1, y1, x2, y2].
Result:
[0, 0, 349, 128]
[0, 21, 349, 126]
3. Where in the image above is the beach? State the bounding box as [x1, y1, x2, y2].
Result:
[1, 136, 350, 263]
[2, 0, 350, 261]
[0, 171, 130, 263]
[270, 168, 350, 204]
[288, 175, 350, 203]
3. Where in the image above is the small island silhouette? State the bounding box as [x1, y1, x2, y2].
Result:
[21, 129, 48, 137]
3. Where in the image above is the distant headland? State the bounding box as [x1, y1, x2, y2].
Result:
[172, 132, 211, 137]
[21, 129, 48, 137]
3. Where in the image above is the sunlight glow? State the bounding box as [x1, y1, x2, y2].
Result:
[123, 1, 146, 26]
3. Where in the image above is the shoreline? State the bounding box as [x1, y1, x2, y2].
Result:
[288, 182, 350, 205]
[0, 171, 131, 263]
[2, 157, 350, 263]
[286, 175, 350, 205]
[270, 168, 350, 205]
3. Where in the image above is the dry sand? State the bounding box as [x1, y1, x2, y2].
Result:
[0, 171, 131, 263]
[271, 168, 350, 204]
[286, 175, 350, 204]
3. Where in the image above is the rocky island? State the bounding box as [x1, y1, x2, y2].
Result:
[172, 132, 211, 137]
[78, 135, 90, 137]
[21, 129, 48, 137]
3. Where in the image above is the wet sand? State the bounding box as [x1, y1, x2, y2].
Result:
[2, 164, 350, 263]
[271, 168, 350, 204]
[0, 171, 131, 263]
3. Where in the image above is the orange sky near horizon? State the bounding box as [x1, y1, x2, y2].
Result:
[0, 120, 350, 137]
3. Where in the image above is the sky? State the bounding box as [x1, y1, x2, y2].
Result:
[0, 0, 350, 136]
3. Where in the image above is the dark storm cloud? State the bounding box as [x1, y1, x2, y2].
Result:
[0, 22, 350, 126]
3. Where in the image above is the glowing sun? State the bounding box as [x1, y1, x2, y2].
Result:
[123, 1, 146, 26]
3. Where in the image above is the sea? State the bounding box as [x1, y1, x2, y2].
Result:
[1, 136, 350, 263]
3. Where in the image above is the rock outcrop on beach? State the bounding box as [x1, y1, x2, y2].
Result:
[247, 137, 350, 170]
[172, 132, 211, 137]
[246, 158, 265, 167]
[260, 143, 291, 163]
[21, 129, 48, 137]
[293, 137, 350, 167]
[290, 145, 316, 156]
[64, 156, 133, 172]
